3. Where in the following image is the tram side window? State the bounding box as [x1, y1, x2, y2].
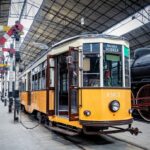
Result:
[32, 75, 35, 90]
[41, 70, 46, 89]
[38, 72, 41, 89]
[20, 81, 24, 92]
[24, 79, 26, 91]
[35, 74, 38, 90]
[20, 78, 26, 91]
[83, 43, 100, 87]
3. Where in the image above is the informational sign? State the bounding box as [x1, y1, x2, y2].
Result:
[103, 43, 122, 53]
[9, 71, 15, 81]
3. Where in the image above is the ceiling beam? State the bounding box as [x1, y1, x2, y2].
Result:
[19, 0, 27, 22]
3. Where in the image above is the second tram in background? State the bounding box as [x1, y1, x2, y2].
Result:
[19, 34, 138, 135]
[131, 47, 150, 122]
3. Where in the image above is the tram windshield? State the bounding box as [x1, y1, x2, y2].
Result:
[83, 43, 100, 87]
[82, 42, 130, 87]
[103, 54, 122, 87]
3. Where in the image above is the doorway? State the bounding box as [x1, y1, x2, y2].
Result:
[56, 47, 79, 121]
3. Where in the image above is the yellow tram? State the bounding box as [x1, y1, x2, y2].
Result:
[20, 34, 138, 135]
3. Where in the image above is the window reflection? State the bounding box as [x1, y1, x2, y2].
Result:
[83, 43, 100, 87]
[104, 54, 122, 87]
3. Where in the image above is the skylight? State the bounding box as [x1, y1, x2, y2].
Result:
[103, 5, 150, 36]
[5, 0, 43, 47]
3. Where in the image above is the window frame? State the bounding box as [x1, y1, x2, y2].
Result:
[82, 42, 101, 87]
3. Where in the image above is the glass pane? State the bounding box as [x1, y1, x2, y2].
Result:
[83, 54, 99, 73]
[70, 89, 78, 114]
[69, 63, 78, 86]
[92, 43, 100, 53]
[83, 43, 90, 53]
[104, 54, 122, 87]
[49, 58, 54, 67]
[83, 54, 100, 87]
[41, 70, 46, 89]
[83, 43, 100, 53]
[83, 74, 100, 86]
[50, 68, 54, 87]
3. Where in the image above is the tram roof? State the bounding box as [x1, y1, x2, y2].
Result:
[19, 33, 130, 75]
[2, 0, 149, 69]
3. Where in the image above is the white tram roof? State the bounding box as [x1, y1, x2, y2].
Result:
[20, 34, 129, 77]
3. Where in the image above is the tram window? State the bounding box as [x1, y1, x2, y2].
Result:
[104, 54, 122, 87]
[83, 58, 90, 71]
[35, 74, 38, 90]
[83, 54, 100, 87]
[20, 81, 25, 91]
[38, 72, 41, 90]
[32, 75, 35, 90]
[50, 68, 54, 87]
[61, 73, 68, 92]
[24, 79, 26, 91]
[83, 43, 100, 53]
[83, 43, 90, 53]
[41, 70, 46, 89]
[83, 74, 100, 87]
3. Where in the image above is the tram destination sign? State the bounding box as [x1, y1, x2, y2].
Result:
[103, 43, 122, 53]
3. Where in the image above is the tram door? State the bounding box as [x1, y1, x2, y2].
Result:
[46, 55, 55, 116]
[56, 47, 79, 121]
[67, 47, 79, 121]
[27, 72, 31, 105]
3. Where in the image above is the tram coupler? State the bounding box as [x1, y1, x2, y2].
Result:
[128, 127, 141, 136]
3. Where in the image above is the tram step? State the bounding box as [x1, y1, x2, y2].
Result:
[49, 126, 79, 136]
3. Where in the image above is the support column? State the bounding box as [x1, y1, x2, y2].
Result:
[8, 44, 15, 113]
[14, 40, 21, 121]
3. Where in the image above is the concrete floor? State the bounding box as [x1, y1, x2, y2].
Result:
[0, 101, 149, 150]
[111, 118, 150, 150]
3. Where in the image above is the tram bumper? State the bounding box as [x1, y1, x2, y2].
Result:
[80, 119, 133, 127]
[80, 119, 140, 135]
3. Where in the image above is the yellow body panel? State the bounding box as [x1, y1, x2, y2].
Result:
[31, 91, 47, 113]
[20, 92, 28, 106]
[79, 89, 132, 121]
[20, 90, 47, 113]
[48, 116, 82, 128]
[49, 90, 54, 111]
[20, 88, 132, 128]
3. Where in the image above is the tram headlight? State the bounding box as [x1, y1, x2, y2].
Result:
[109, 100, 120, 112]
[84, 110, 91, 116]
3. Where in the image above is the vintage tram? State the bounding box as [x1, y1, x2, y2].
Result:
[20, 34, 138, 135]
[131, 47, 150, 122]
